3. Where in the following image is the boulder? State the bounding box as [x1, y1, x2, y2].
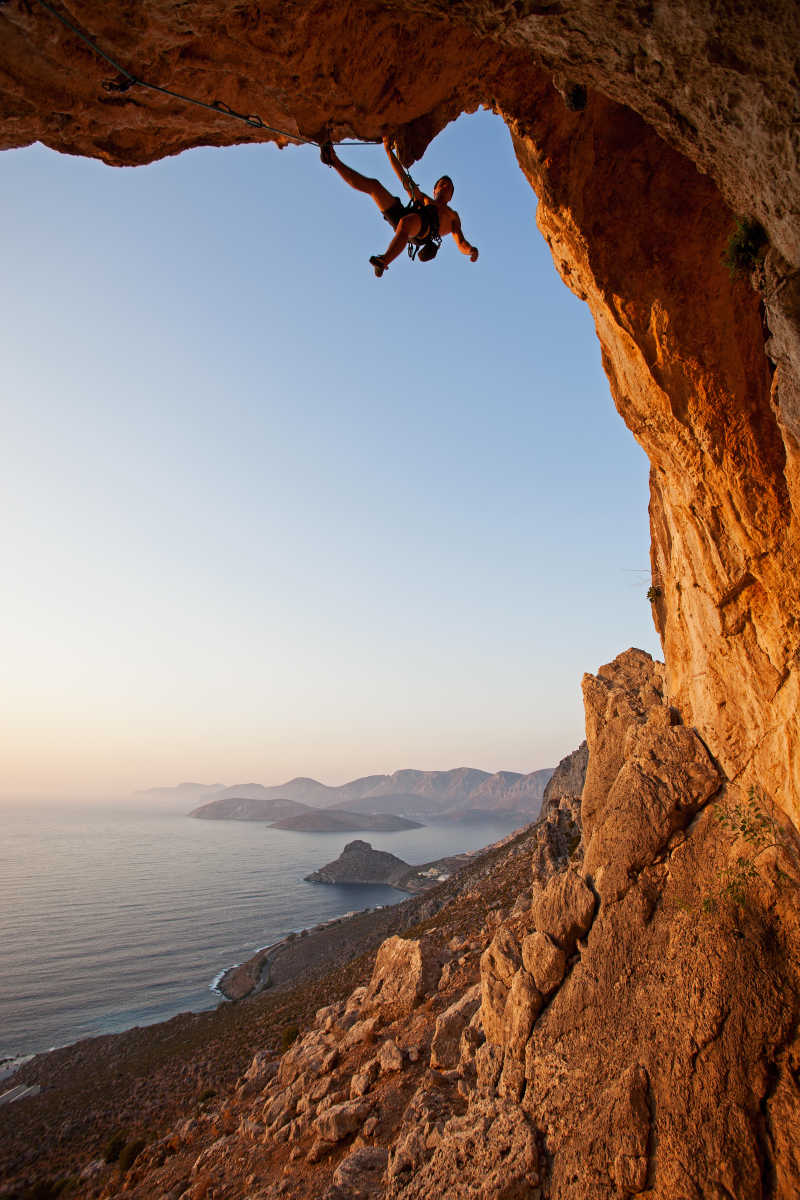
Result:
[238, 1050, 279, 1097]
[350, 1060, 379, 1098]
[315, 1001, 346, 1030]
[313, 1098, 373, 1144]
[503, 969, 543, 1058]
[531, 868, 595, 951]
[363, 936, 443, 1023]
[263, 1085, 299, 1134]
[521, 931, 567, 996]
[480, 926, 522, 1044]
[342, 1016, 379, 1049]
[378, 1039, 404, 1073]
[325, 1146, 389, 1200]
[278, 1028, 337, 1086]
[430, 985, 482, 1070]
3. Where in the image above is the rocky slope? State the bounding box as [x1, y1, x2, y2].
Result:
[6, 651, 796, 1199]
[0, 789, 571, 1197]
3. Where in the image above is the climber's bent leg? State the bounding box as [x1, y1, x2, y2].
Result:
[382, 213, 422, 265]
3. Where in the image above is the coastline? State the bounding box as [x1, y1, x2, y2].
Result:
[3, 822, 531, 1069]
[0, 817, 542, 1191]
[212, 939, 283, 1001]
[0, 1055, 32, 1085]
[211, 827, 529, 1002]
[212, 906, 394, 1001]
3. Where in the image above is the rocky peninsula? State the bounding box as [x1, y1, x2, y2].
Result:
[305, 839, 473, 892]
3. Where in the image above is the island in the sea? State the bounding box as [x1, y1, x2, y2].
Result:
[189, 795, 422, 833]
[304, 838, 471, 892]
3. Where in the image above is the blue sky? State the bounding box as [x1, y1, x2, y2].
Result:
[1, 109, 660, 795]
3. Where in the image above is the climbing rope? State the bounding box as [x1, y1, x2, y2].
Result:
[25, 0, 380, 148]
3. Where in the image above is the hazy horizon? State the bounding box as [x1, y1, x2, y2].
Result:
[0, 759, 559, 804]
[3, 110, 660, 797]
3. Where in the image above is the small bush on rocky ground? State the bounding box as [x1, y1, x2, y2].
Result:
[281, 1023, 300, 1051]
[117, 1138, 146, 1174]
[102, 1131, 126, 1163]
[723, 217, 768, 276]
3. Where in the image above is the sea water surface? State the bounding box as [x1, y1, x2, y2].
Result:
[0, 801, 523, 1060]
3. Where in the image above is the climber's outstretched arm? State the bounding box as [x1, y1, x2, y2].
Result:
[451, 214, 479, 261]
[384, 138, 421, 202]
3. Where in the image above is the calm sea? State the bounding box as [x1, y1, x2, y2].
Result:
[0, 802, 522, 1060]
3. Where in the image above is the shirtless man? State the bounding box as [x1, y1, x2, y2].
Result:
[320, 138, 479, 277]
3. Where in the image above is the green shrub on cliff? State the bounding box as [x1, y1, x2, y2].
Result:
[723, 217, 768, 276]
[702, 787, 789, 915]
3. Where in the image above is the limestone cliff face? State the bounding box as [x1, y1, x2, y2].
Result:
[480, 650, 800, 1198]
[3, 0, 798, 819]
[513, 92, 799, 824]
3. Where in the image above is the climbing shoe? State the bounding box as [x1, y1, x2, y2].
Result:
[320, 141, 336, 167]
[369, 255, 387, 278]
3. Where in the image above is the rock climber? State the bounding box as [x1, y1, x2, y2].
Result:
[320, 137, 479, 277]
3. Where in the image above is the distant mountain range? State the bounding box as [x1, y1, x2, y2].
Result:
[153, 766, 553, 823]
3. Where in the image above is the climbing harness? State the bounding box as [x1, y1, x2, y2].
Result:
[22, 0, 380, 148]
[393, 158, 442, 263]
[405, 212, 442, 263]
[403, 203, 442, 264]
